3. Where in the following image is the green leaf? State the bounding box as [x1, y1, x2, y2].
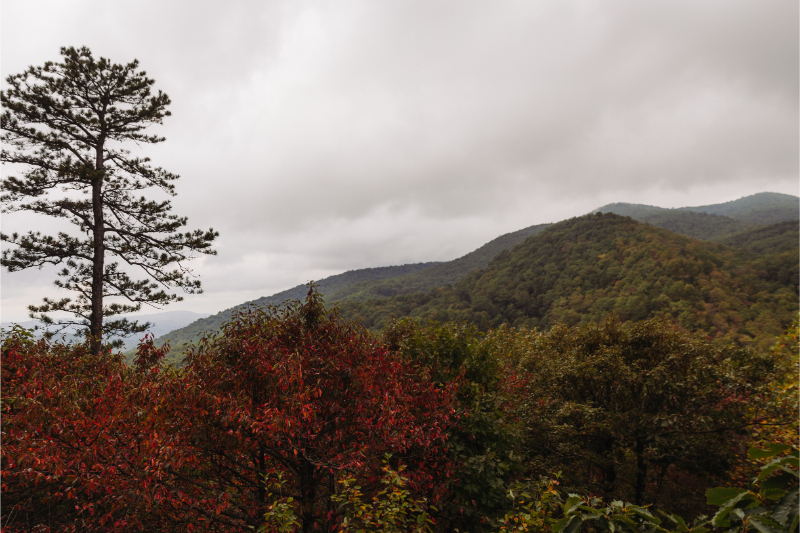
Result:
[564, 495, 582, 514]
[661, 511, 688, 532]
[711, 490, 754, 527]
[762, 472, 795, 492]
[559, 515, 583, 533]
[749, 445, 793, 460]
[757, 457, 800, 482]
[748, 516, 782, 533]
[771, 487, 798, 527]
[707, 487, 748, 507]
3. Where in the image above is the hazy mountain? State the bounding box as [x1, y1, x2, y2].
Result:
[142, 191, 799, 360]
[594, 192, 799, 240]
[678, 192, 799, 226]
[337, 213, 798, 350]
[1, 310, 211, 350]
[150, 262, 440, 353]
[151, 222, 551, 355]
[718, 220, 799, 256]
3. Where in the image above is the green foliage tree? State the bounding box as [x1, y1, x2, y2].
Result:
[1, 46, 218, 354]
[495, 317, 792, 513]
[384, 319, 526, 531]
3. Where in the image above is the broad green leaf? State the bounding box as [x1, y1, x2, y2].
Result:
[559, 515, 583, 533]
[748, 516, 782, 533]
[660, 511, 688, 532]
[749, 445, 793, 460]
[711, 490, 753, 527]
[758, 457, 800, 481]
[771, 487, 798, 527]
[762, 472, 795, 492]
[564, 495, 582, 514]
[707, 488, 748, 507]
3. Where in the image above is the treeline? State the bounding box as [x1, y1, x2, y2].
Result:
[2, 289, 797, 531]
[337, 214, 799, 350]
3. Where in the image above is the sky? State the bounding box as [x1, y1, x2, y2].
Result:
[1, 0, 798, 324]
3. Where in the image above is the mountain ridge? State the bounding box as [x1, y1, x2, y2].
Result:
[85, 191, 799, 358]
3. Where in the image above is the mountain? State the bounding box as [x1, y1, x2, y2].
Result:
[325, 223, 552, 301]
[337, 213, 798, 350]
[151, 223, 551, 355]
[149, 262, 438, 353]
[152, 192, 799, 358]
[594, 192, 798, 241]
[1, 310, 211, 350]
[678, 191, 799, 226]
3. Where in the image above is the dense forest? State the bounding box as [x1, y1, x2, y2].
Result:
[3, 290, 797, 531]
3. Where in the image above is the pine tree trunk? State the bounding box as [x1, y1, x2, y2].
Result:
[90, 139, 105, 356]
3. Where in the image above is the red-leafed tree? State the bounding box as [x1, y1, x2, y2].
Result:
[167, 287, 458, 531]
[1, 287, 458, 532]
[0, 329, 180, 531]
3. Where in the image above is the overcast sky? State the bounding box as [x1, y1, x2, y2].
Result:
[2, 0, 798, 323]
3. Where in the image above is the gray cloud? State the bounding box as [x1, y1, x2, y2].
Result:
[2, 0, 797, 322]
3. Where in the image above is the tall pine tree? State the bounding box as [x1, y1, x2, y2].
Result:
[1, 46, 218, 354]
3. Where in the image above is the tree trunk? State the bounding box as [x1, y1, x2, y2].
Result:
[300, 458, 317, 533]
[634, 437, 648, 506]
[90, 138, 105, 356]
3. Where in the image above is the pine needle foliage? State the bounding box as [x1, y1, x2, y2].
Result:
[1, 46, 218, 354]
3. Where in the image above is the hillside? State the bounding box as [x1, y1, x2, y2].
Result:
[151, 222, 551, 355]
[326, 223, 552, 301]
[717, 219, 799, 255]
[679, 191, 799, 226]
[150, 262, 438, 352]
[337, 214, 799, 349]
[594, 192, 799, 241]
[593, 203, 754, 240]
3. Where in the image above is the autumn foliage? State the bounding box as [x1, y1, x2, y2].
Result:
[1, 289, 458, 532]
[2, 291, 796, 532]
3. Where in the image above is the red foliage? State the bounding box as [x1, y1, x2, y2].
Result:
[1, 289, 458, 532]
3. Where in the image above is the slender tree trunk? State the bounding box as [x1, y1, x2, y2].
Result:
[300, 459, 317, 533]
[652, 462, 670, 507]
[634, 437, 648, 506]
[599, 438, 617, 502]
[90, 138, 105, 356]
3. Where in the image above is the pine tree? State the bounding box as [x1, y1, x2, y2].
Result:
[1, 46, 218, 355]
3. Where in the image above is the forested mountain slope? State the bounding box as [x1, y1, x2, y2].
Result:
[594, 192, 799, 240]
[151, 222, 551, 353]
[717, 219, 799, 255]
[679, 191, 799, 226]
[326, 223, 551, 301]
[149, 262, 438, 352]
[591, 206, 753, 241]
[337, 213, 799, 349]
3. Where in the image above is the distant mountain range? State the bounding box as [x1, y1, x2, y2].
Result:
[6, 192, 795, 359]
[147, 191, 797, 359]
[593, 191, 798, 240]
[336, 213, 798, 350]
[1, 310, 210, 351]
